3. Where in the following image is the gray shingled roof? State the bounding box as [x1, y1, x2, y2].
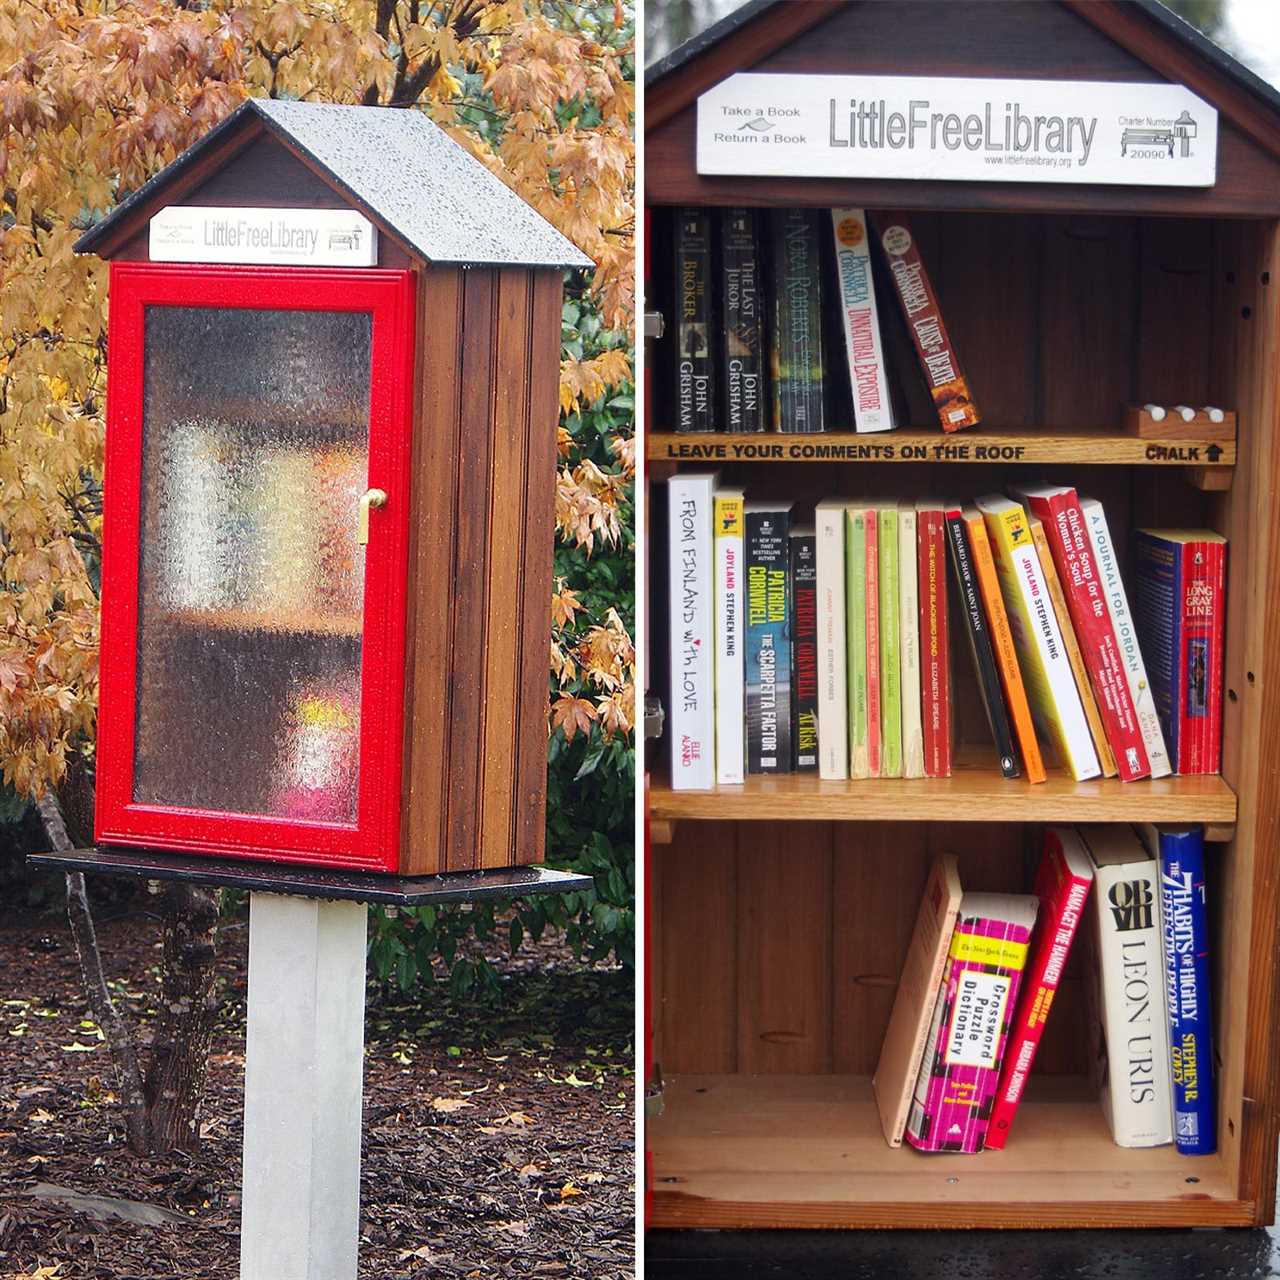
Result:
[76, 98, 593, 269]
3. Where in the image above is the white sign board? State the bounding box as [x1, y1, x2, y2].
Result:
[149, 206, 378, 266]
[697, 74, 1218, 187]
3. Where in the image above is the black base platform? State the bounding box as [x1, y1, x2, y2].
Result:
[28, 847, 594, 906]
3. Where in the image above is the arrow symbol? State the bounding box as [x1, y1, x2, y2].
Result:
[1206, 444, 1222, 462]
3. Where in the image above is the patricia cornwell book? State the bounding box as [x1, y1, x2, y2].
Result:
[720, 208, 766, 433]
[746, 503, 793, 773]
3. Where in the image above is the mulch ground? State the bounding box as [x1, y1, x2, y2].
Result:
[0, 894, 635, 1279]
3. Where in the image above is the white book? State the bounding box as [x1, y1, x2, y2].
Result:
[974, 494, 1100, 781]
[1080, 496, 1171, 778]
[831, 208, 895, 433]
[1081, 824, 1173, 1149]
[898, 500, 924, 778]
[667, 472, 717, 790]
[713, 488, 746, 785]
[815, 499, 849, 779]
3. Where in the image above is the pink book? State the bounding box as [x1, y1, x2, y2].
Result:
[904, 892, 1039, 1154]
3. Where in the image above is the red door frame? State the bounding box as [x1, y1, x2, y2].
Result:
[94, 263, 417, 872]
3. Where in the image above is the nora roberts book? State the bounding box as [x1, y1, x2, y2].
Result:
[768, 208, 825, 433]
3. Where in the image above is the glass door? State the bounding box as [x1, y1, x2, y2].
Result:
[95, 264, 416, 871]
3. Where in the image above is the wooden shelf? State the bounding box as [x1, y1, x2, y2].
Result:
[165, 607, 361, 637]
[648, 1074, 1246, 1229]
[649, 759, 1238, 833]
[648, 428, 1236, 469]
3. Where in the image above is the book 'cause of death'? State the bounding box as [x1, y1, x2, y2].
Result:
[713, 487, 746, 785]
[673, 208, 716, 432]
[790, 526, 819, 771]
[746, 502, 793, 773]
[720, 208, 767, 433]
[831, 208, 894, 434]
[768, 208, 826, 433]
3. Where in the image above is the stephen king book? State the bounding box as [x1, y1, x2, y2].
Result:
[790, 526, 819, 771]
[768, 208, 826, 434]
[746, 502, 793, 773]
[720, 208, 766, 433]
[673, 208, 716, 432]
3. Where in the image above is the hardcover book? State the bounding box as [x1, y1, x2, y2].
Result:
[831, 208, 894, 434]
[673, 208, 716, 433]
[815, 499, 849, 779]
[846, 504, 871, 778]
[768, 208, 826, 433]
[666, 472, 718, 789]
[898, 500, 924, 778]
[985, 827, 1094, 1149]
[790, 526, 819, 771]
[875, 211, 980, 433]
[1081, 497, 1171, 779]
[746, 502, 793, 773]
[977, 495, 1099, 782]
[874, 855, 963, 1147]
[878, 502, 903, 779]
[720, 208, 766, 433]
[713, 488, 746, 785]
[1081, 823, 1174, 1148]
[1132, 530, 1227, 776]
[916, 499, 952, 778]
[905, 892, 1039, 1154]
[1014, 485, 1149, 782]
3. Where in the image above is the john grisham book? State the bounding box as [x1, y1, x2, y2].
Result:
[746, 502, 793, 773]
[768, 208, 826, 434]
[720, 208, 767, 433]
[673, 208, 716, 432]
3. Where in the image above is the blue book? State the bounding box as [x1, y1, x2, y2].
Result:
[745, 502, 793, 774]
[1147, 824, 1216, 1155]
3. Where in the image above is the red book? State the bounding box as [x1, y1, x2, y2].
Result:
[1014, 485, 1150, 781]
[916, 499, 951, 777]
[865, 511, 882, 777]
[984, 828, 1093, 1149]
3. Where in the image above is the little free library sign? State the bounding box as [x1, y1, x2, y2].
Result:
[697, 74, 1218, 187]
[150, 206, 378, 266]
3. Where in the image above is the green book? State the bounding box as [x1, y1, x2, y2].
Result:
[878, 502, 902, 778]
[846, 505, 869, 779]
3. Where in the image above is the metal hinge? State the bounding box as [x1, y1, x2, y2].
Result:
[644, 694, 665, 741]
[645, 1061, 665, 1120]
[644, 309, 665, 340]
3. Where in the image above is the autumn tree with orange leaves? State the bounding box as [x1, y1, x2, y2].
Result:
[0, 0, 633, 1154]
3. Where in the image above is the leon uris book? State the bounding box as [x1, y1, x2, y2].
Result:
[977, 495, 1100, 783]
[720, 208, 766, 433]
[917, 499, 951, 778]
[905, 892, 1039, 1154]
[877, 502, 902, 779]
[666, 472, 718, 790]
[831, 208, 894, 434]
[1081, 497, 1170, 779]
[874, 854, 962, 1148]
[1014, 485, 1149, 782]
[985, 828, 1093, 1150]
[1081, 823, 1174, 1149]
[790, 526, 819, 772]
[1030, 515, 1118, 778]
[1132, 530, 1227, 776]
[713, 488, 746, 785]
[944, 502, 1019, 779]
[963, 505, 1045, 785]
[815, 500, 848, 779]
[846, 503, 871, 778]
[746, 502, 793, 774]
[1142, 824, 1216, 1156]
[672, 209, 716, 433]
[874, 211, 980, 433]
[898, 500, 924, 778]
[768, 208, 826, 434]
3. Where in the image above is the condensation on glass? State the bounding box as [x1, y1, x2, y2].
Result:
[133, 305, 373, 822]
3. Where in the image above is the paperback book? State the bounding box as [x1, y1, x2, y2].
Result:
[720, 208, 766, 433]
[846, 504, 872, 778]
[769, 208, 826, 433]
[815, 499, 849, 779]
[831, 208, 894, 434]
[791, 526, 819, 771]
[713, 488, 746, 785]
[746, 502, 793, 773]
[672, 209, 716, 433]
[899, 500, 925, 778]
[878, 502, 902, 778]
[916, 499, 952, 778]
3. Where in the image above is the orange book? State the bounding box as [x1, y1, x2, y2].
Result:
[962, 506, 1045, 783]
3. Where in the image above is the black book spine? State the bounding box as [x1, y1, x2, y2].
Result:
[790, 531, 819, 771]
[746, 509, 793, 773]
[944, 509, 1020, 778]
[673, 208, 716, 432]
[768, 209, 825, 434]
[720, 208, 766, 433]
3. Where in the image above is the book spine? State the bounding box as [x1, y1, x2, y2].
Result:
[713, 493, 745, 785]
[673, 209, 716, 433]
[1084, 500, 1170, 778]
[720, 208, 766, 433]
[667, 475, 715, 789]
[1024, 491, 1149, 781]
[879, 506, 902, 778]
[816, 505, 848, 779]
[918, 508, 951, 777]
[746, 510, 792, 773]
[791, 533, 819, 771]
[1033, 516, 1118, 778]
[899, 506, 924, 778]
[769, 209, 826, 433]
[1159, 827, 1216, 1155]
[847, 509, 870, 778]
[1132, 533, 1181, 771]
[875, 212, 980, 433]
[865, 511, 882, 777]
[831, 208, 894, 434]
[1201, 542, 1226, 775]
[945, 510, 1018, 778]
[1180, 540, 1225, 776]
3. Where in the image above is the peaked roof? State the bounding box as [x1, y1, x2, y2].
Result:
[75, 98, 592, 269]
